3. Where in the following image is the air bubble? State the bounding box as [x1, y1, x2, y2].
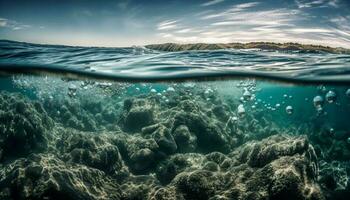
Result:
[346, 89, 350, 97]
[243, 89, 252, 101]
[313, 96, 324, 108]
[286, 105, 293, 115]
[325, 90, 336, 103]
[237, 104, 246, 117]
[167, 87, 175, 92]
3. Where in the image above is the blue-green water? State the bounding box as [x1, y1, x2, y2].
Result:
[0, 40, 350, 200]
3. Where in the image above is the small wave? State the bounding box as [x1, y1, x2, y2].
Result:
[0, 40, 350, 83]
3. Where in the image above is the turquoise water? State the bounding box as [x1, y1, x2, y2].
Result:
[0, 40, 350, 200]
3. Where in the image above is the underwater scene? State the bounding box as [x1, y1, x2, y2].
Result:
[0, 40, 350, 200]
[1, 0, 350, 199]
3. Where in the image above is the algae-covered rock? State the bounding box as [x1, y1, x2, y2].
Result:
[173, 110, 230, 153]
[172, 125, 197, 152]
[121, 98, 155, 132]
[174, 170, 223, 200]
[113, 133, 160, 173]
[0, 84, 336, 200]
[0, 154, 122, 200]
[226, 135, 324, 200]
[236, 134, 314, 168]
[318, 161, 350, 199]
[150, 135, 325, 200]
[152, 125, 177, 154]
[57, 132, 125, 176]
[43, 95, 121, 131]
[156, 153, 203, 185]
[0, 92, 53, 161]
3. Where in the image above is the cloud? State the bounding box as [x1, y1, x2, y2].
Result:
[295, 0, 340, 8]
[208, 8, 300, 28]
[329, 15, 350, 39]
[201, 2, 260, 19]
[0, 18, 7, 27]
[157, 20, 179, 30]
[155, 2, 350, 48]
[201, 0, 225, 7]
[0, 17, 31, 30]
[289, 28, 332, 33]
[176, 28, 194, 33]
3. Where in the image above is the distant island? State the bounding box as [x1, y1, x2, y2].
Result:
[146, 42, 350, 54]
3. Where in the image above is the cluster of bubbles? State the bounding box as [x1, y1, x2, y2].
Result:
[313, 95, 325, 114]
[232, 82, 350, 145]
[311, 85, 349, 115]
[67, 80, 124, 98]
[136, 83, 182, 104]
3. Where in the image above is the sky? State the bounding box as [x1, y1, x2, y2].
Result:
[0, 0, 349, 48]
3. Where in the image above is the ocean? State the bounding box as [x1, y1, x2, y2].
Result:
[0, 40, 349, 200]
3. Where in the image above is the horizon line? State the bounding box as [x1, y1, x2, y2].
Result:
[1, 39, 349, 50]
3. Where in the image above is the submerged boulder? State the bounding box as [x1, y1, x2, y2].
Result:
[152, 135, 325, 200]
[113, 134, 160, 174]
[236, 134, 314, 168]
[173, 111, 230, 153]
[172, 125, 197, 152]
[0, 154, 122, 200]
[174, 170, 223, 200]
[0, 92, 53, 162]
[121, 98, 155, 132]
[57, 132, 125, 176]
[152, 125, 177, 154]
[227, 135, 323, 200]
[318, 161, 350, 199]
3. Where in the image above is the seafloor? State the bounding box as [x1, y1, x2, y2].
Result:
[0, 77, 349, 200]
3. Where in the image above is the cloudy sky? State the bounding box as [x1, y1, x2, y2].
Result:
[0, 0, 349, 48]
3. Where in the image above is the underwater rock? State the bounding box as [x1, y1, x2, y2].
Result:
[0, 154, 122, 200]
[149, 186, 184, 200]
[152, 125, 177, 154]
[0, 82, 342, 200]
[223, 135, 324, 200]
[319, 161, 349, 197]
[0, 92, 53, 161]
[156, 153, 204, 185]
[172, 106, 231, 153]
[43, 96, 120, 131]
[121, 98, 155, 132]
[113, 133, 160, 173]
[174, 170, 223, 200]
[121, 175, 160, 200]
[212, 104, 231, 122]
[236, 134, 314, 168]
[172, 125, 197, 152]
[130, 148, 156, 172]
[152, 135, 324, 200]
[309, 126, 350, 161]
[57, 132, 125, 176]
